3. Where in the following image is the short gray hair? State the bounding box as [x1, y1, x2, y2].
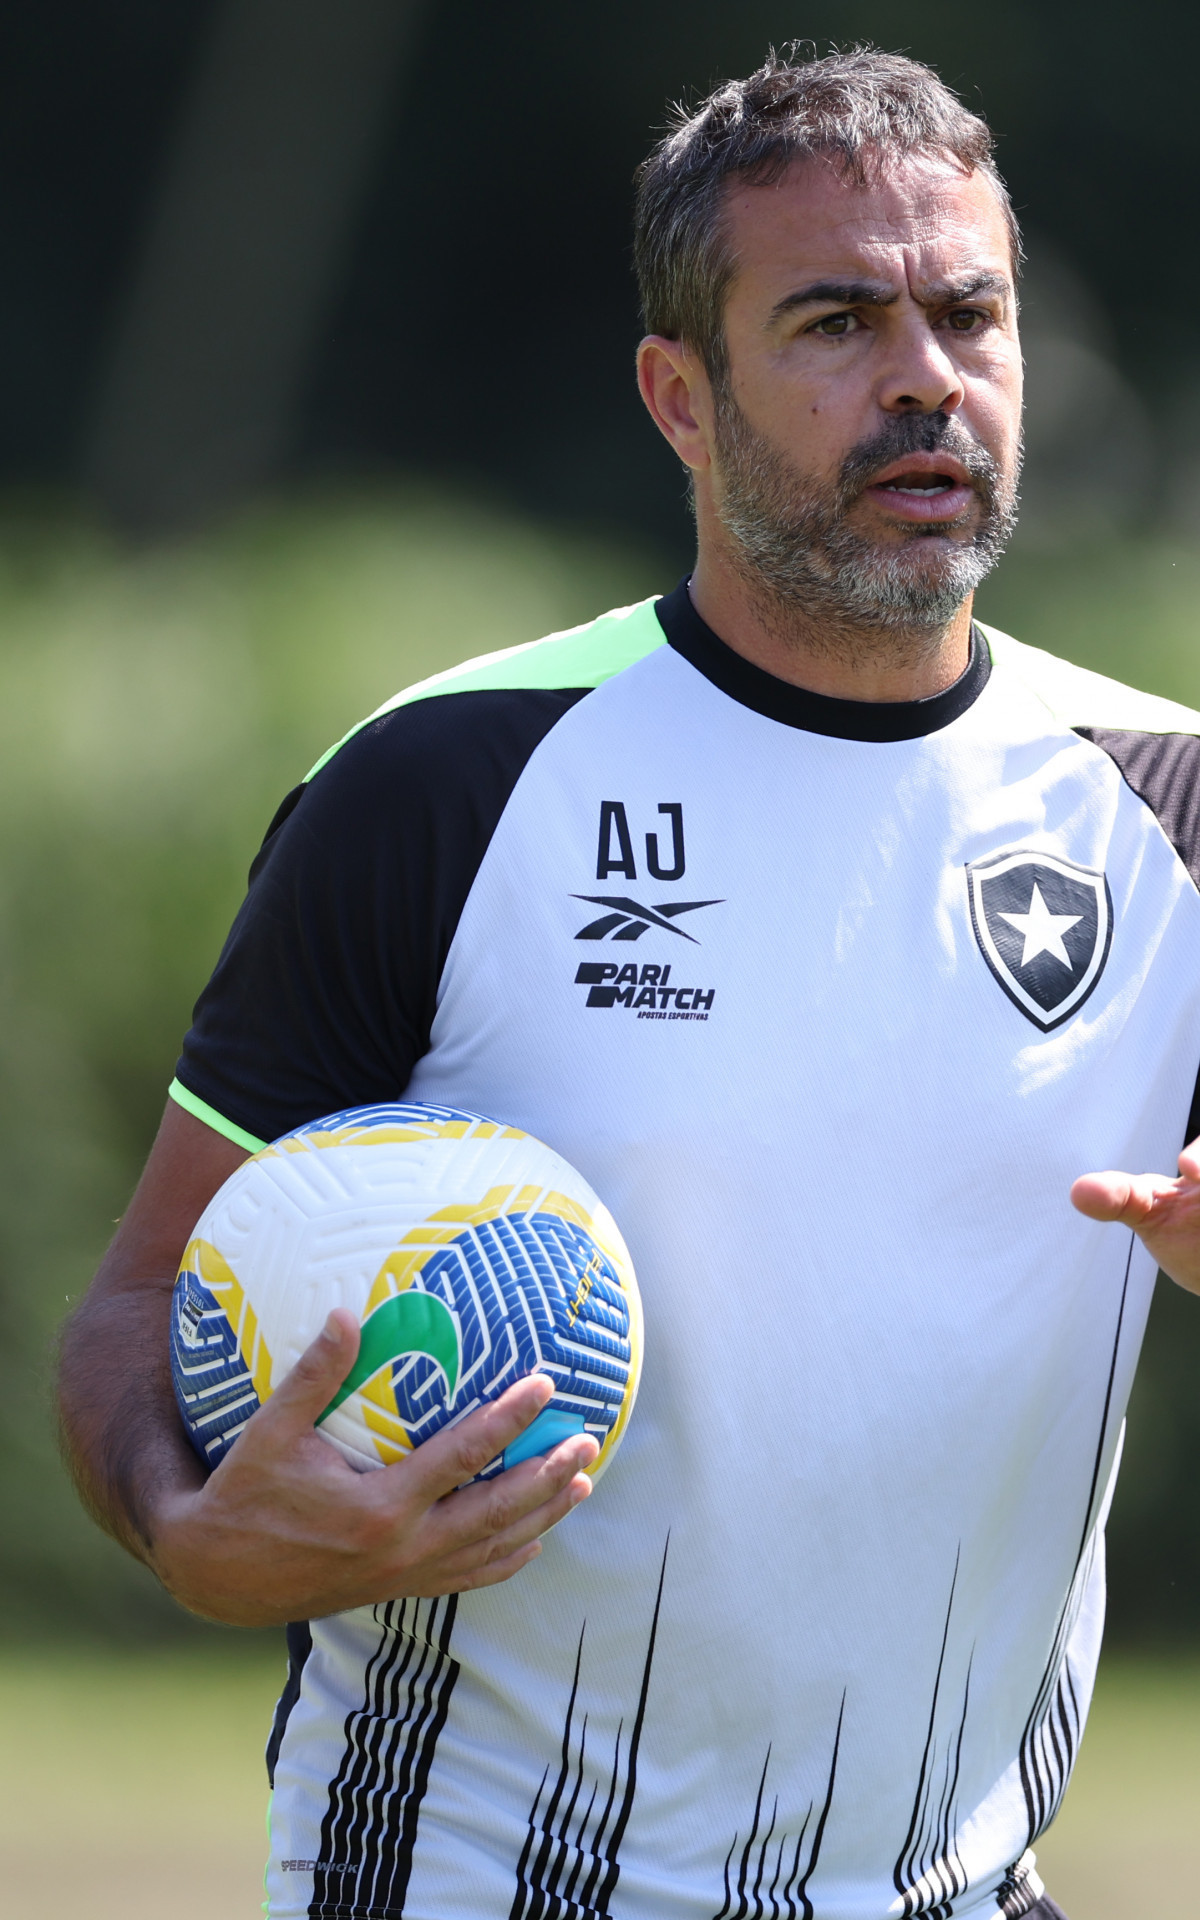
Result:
[633, 45, 1019, 384]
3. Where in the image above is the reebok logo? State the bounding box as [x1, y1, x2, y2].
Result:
[572, 895, 722, 942]
[575, 961, 715, 1019]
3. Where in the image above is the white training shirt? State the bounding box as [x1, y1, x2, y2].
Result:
[174, 581, 1200, 1920]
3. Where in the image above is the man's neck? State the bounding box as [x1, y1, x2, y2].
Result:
[687, 548, 974, 704]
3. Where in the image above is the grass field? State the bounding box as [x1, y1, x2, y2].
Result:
[0, 1641, 283, 1918]
[1, 1643, 1196, 1918]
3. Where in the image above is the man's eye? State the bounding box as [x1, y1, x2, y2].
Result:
[946, 309, 985, 332]
[810, 313, 858, 336]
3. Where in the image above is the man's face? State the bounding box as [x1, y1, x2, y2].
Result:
[709, 151, 1023, 629]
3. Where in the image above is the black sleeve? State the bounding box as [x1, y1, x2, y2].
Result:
[1074, 728, 1200, 889]
[175, 688, 587, 1145]
[1075, 726, 1200, 1142]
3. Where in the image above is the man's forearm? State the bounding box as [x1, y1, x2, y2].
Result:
[57, 1100, 249, 1565]
[57, 1278, 203, 1564]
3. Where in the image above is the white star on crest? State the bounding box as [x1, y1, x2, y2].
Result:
[998, 882, 1082, 969]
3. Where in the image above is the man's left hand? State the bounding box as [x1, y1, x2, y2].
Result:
[1071, 1139, 1200, 1295]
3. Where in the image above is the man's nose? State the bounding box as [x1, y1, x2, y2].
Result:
[875, 318, 965, 415]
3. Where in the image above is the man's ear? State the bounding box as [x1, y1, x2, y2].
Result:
[636, 336, 714, 474]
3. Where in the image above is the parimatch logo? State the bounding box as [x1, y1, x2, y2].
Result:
[575, 961, 715, 1019]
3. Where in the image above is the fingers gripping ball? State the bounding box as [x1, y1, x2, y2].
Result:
[169, 1103, 642, 1481]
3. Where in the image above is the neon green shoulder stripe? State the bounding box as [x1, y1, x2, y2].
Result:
[169, 1078, 268, 1154]
[305, 594, 665, 780]
[979, 622, 1200, 734]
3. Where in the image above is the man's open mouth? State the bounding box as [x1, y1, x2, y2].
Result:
[876, 471, 960, 496]
[859, 453, 979, 521]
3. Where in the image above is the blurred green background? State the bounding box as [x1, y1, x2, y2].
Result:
[4, 1, 1200, 1913]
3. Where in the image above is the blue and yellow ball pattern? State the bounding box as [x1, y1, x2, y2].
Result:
[169, 1102, 641, 1480]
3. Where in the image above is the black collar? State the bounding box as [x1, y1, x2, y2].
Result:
[654, 578, 991, 743]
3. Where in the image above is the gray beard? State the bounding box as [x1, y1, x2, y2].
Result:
[710, 394, 1020, 644]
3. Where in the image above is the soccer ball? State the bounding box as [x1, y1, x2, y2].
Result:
[169, 1101, 642, 1482]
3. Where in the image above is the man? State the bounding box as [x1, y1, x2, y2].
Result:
[59, 46, 1200, 1920]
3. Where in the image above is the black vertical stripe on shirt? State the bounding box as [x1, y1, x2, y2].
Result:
[308, 1593, 460, 1919]
[267, 1620, 313, 1788]
[509, 1537, 669, 1920]
[712, 1700, 843, 1920]
[1012, 1234, 1134, 1856]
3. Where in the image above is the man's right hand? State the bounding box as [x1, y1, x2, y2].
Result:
[151, 1310, 596, 1625]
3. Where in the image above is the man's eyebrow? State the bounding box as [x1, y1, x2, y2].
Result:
[768, 269, 1011, 323]
[769, 280, 898, 320]
[918, 270, 1010, 305]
